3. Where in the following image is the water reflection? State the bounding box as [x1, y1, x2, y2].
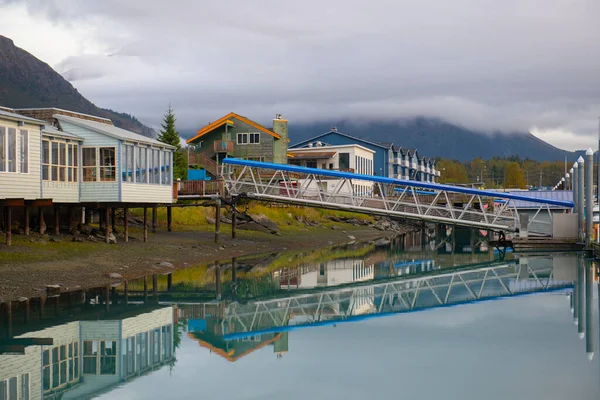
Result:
[1, 240, 599, 399]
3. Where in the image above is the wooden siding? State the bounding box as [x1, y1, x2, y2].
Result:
[0, 119, 41, 200]
[121, 307, 173, 337]
[121, 183, 173, 204]
[0, 347, 42, 400]
[42, 182, 80, 203]
[80, 182, 120, 202]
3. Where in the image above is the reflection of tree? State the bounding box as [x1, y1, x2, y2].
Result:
[169, 319, 187, 373]
[224, 275, 279, 300]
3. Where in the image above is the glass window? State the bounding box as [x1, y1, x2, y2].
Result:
[7, 128, 16, 172]
[249, 133, 260, 144]
[51, 142, 59, 181]
[100, 341, 117, 375]
[42, 140, 50, 180]
[138, 147, 147, 183]
[21, 373, 29, 400]
[153, 149, 160, 184]
[8, 377, 16, 400]
[121, 144, 130, 182]
[126, 145, 134, 182]
[237, 133, 248, 144]
[59, 143, 66, 181]
[82, 148, 96, 182]
[100, 147, 116, 181]
[83, 340, 98, 374]
[0, 126, 4, 172]
[19, 130, 28, 173]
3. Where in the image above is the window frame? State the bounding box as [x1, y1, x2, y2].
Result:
[19, 129, 29, 174]
[81, 146, 97, 183]
[236, 133, 248, 145]
[99, 147, 117, 182]
[249, 132, 260, 144]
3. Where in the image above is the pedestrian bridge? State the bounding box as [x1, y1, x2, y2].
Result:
[221, 158, 573, 236]
[187, 257, 572, 339]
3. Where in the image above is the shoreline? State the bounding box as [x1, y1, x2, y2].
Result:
[0, 224, 398, 302]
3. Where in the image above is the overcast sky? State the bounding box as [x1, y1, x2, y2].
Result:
[1, 0, 599, 150]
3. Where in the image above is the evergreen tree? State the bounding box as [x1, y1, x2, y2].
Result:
[158, 105, 187, 180]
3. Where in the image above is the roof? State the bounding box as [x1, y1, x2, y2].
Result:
[0, 108, 46, 125]
[188, 332, 282, 362]
[506, 190, 573, 209]
[16, 107, 113, 125]
[288, 143, 375, 154]
[288, 151, 336, 160]
[290, 130, 392, 150]
[42, 125, 83, 141]
[55, 114, 176, 149]
[187, 112, 281, 144]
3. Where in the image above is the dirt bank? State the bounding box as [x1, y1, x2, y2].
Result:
[0, 225, 397, 302]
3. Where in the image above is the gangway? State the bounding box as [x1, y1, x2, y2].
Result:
[221, 159, 573, 236]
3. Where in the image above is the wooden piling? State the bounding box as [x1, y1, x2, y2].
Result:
[124, 281, 129, 308]
[104, 208, 110, 243]
[152, 274, 158, 301]
[167, 274, 173, 292]
[105, 285, 110, 312]
[5, 206, 11, 246]
[232, 211, 237, 239]
[38, 297, 45, 320]
[24, 206, 29, 236]
[54, 206, 60, 236]
[143, 207, 148, 243]
[24, 298, 30, 323]
[123, 207, 129, 242]
[111, 208, 116, 232]
[143, 276, 148, 302]
[39, 207, 45, 234]
[232, 257, 237, 284]
[54, 296, 60, 316]
[6, 301, 13, 338]
[215, 262, 222, 301]
[215, 199, 221, 244]
[152, 205, 157, 233]
[167, 206, 172, 232]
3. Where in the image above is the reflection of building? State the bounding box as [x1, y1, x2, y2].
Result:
[0, 307, 174, 400]
[277, 259, 374, 290]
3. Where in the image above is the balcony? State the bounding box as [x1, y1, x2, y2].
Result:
[214, 140, 234, 153]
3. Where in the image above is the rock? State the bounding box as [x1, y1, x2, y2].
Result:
[206, 216, 216, 225]
[331, 225, 337, 230]
[87, 236, 98, 243]
[79, 224, 94, 235]
[50, 236, 61, 243]
[158, 261, 175, 268]
[29, 238, 36, 243]
[107, 272, 123, 279]
[374, 238, 392, 247]
[107, 233, 117, 244]
[46, 285, 61, 296]
[219, 246, 225, 250]
[18, 297, 28, 302]
[39, 218, 47, 235]
[37, 239, 47, 245]
[249, 214, 280, 232]
[238, 221, 272, 233]
[347, 235, 356, 240]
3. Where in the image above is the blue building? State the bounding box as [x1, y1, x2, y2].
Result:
[290, 129, 439, 182]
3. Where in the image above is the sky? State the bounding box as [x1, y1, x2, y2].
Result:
[1, 0, 600, 150]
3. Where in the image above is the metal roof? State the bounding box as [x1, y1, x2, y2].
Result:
[506, 190, 573, 209]
[42, 125, 83, 141]
[291, 130, 392, 150]
[0, 109, 46, 125]
[55, 114, 175, 149]
[221, 158, 574, 207]
[287, 151, 337, 160]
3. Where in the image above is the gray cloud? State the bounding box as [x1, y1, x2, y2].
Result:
[3, 0, 600, 149]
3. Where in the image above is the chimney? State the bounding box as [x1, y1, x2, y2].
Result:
[272, 113, 288, 164]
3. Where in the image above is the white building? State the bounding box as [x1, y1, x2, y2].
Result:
[288, 143, 375, 197]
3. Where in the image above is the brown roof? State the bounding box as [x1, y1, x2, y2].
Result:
[15, 108, 113, 126]
[187, 112, 281, 144]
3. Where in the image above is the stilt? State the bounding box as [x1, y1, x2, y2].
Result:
[6, 301, 13, 339]
[143, 207, 148, 243]
[24, 298, 30, 323]
[105, 285, 110, 312]
[38, 297, 45, 320]
[24, 206, 29, 236]
[5, 206, 11, 246]
[232, 257, 237, 283]
[104, 207, 110, 244]
[54, 206, 60, 236]
[167, 206, 172, 232]
[39, 207, 45, 234]
[123, 207, 129, 242]
[215, 199, 221, 244]
[152, 274, 158, 301]
[124, 281, 129, 308]
[167, 274, 173, 292]
[111, 286, 116, 304]
[232, 211, 237, 239]
[215, 262, 222, 301]
[152, 205, 157, 233]
[54, 296, 60, 316]
[143, 276, 148, 302]
[111, 208, 116, 233]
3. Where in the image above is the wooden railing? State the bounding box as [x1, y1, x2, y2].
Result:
[214, 141, 234, 153]
[178, 180, 221, 196]
[188, 152, 218, 177]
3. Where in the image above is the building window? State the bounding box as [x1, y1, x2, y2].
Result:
[19, 130, 28, 173]
[237, 133, 248, 145]
[42, 342, 78, 393]
[138, 147, 147, 183]
[67, 144, 78, 182]
[100, 147, 116, 181]
[20, 373, 29, 400]
[162, 150, 171, 185]
[249, 133, 260, 144]
[306, 160, 317, 168]
[153, 149, 160, 184]
[83, 340, 117, 376]
[59, 143, 67, 181]
[42, 140, 50, 180]
[7, 128, 16, 172]
[82, 148, 97, 182]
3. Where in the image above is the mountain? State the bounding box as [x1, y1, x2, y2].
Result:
[288, 118, 574, 161]
[0, 35, 154, 137]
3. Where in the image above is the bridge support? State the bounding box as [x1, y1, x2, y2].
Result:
[585, 149, 593, 245]
[215, 199, 221, 244]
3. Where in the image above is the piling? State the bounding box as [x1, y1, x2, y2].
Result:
[24, 298, 30, 323]
[577, 157, 585, 241]
[152, 205, 157, 233]
[585, 149, 594, 245]
[104, 208, 110, 244]
[167, 274, 173, 292]
[232, 211, 237, 239]
[215, 262, 222, 301]
[54, 206, 60, 236]
[39, 207, 45, 234]
[152, 274, 158, 301]
[24, 206, 29, 236]
[105, 285, 110, 312]
[167, 206, 172, 232]
[38, 297, 45, 320]
[6, 301, 12, 339]
[111, 208, 116, 233]
[577, 256, 585, 338]
[124, 281, 129, 308]
[123, 207, 129, 242]
[232, 257, 237, 284]
[586, 259, 594, 360]
[143, 276, 148, 302]
[5, 206, 11, 246]
[215, 198, 221, 244]
[573, 163, 579, 215]
[143, 207, 148, 243]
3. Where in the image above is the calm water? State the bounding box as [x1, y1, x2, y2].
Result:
[1, 232, 599, 399]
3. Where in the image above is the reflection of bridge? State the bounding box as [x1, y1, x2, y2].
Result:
[222, 158, 573, 236]
[215, 258, 572, 339]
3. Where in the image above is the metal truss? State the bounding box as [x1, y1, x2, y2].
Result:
[221, 159, 572, 236]
[218, 259, 571, 337]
